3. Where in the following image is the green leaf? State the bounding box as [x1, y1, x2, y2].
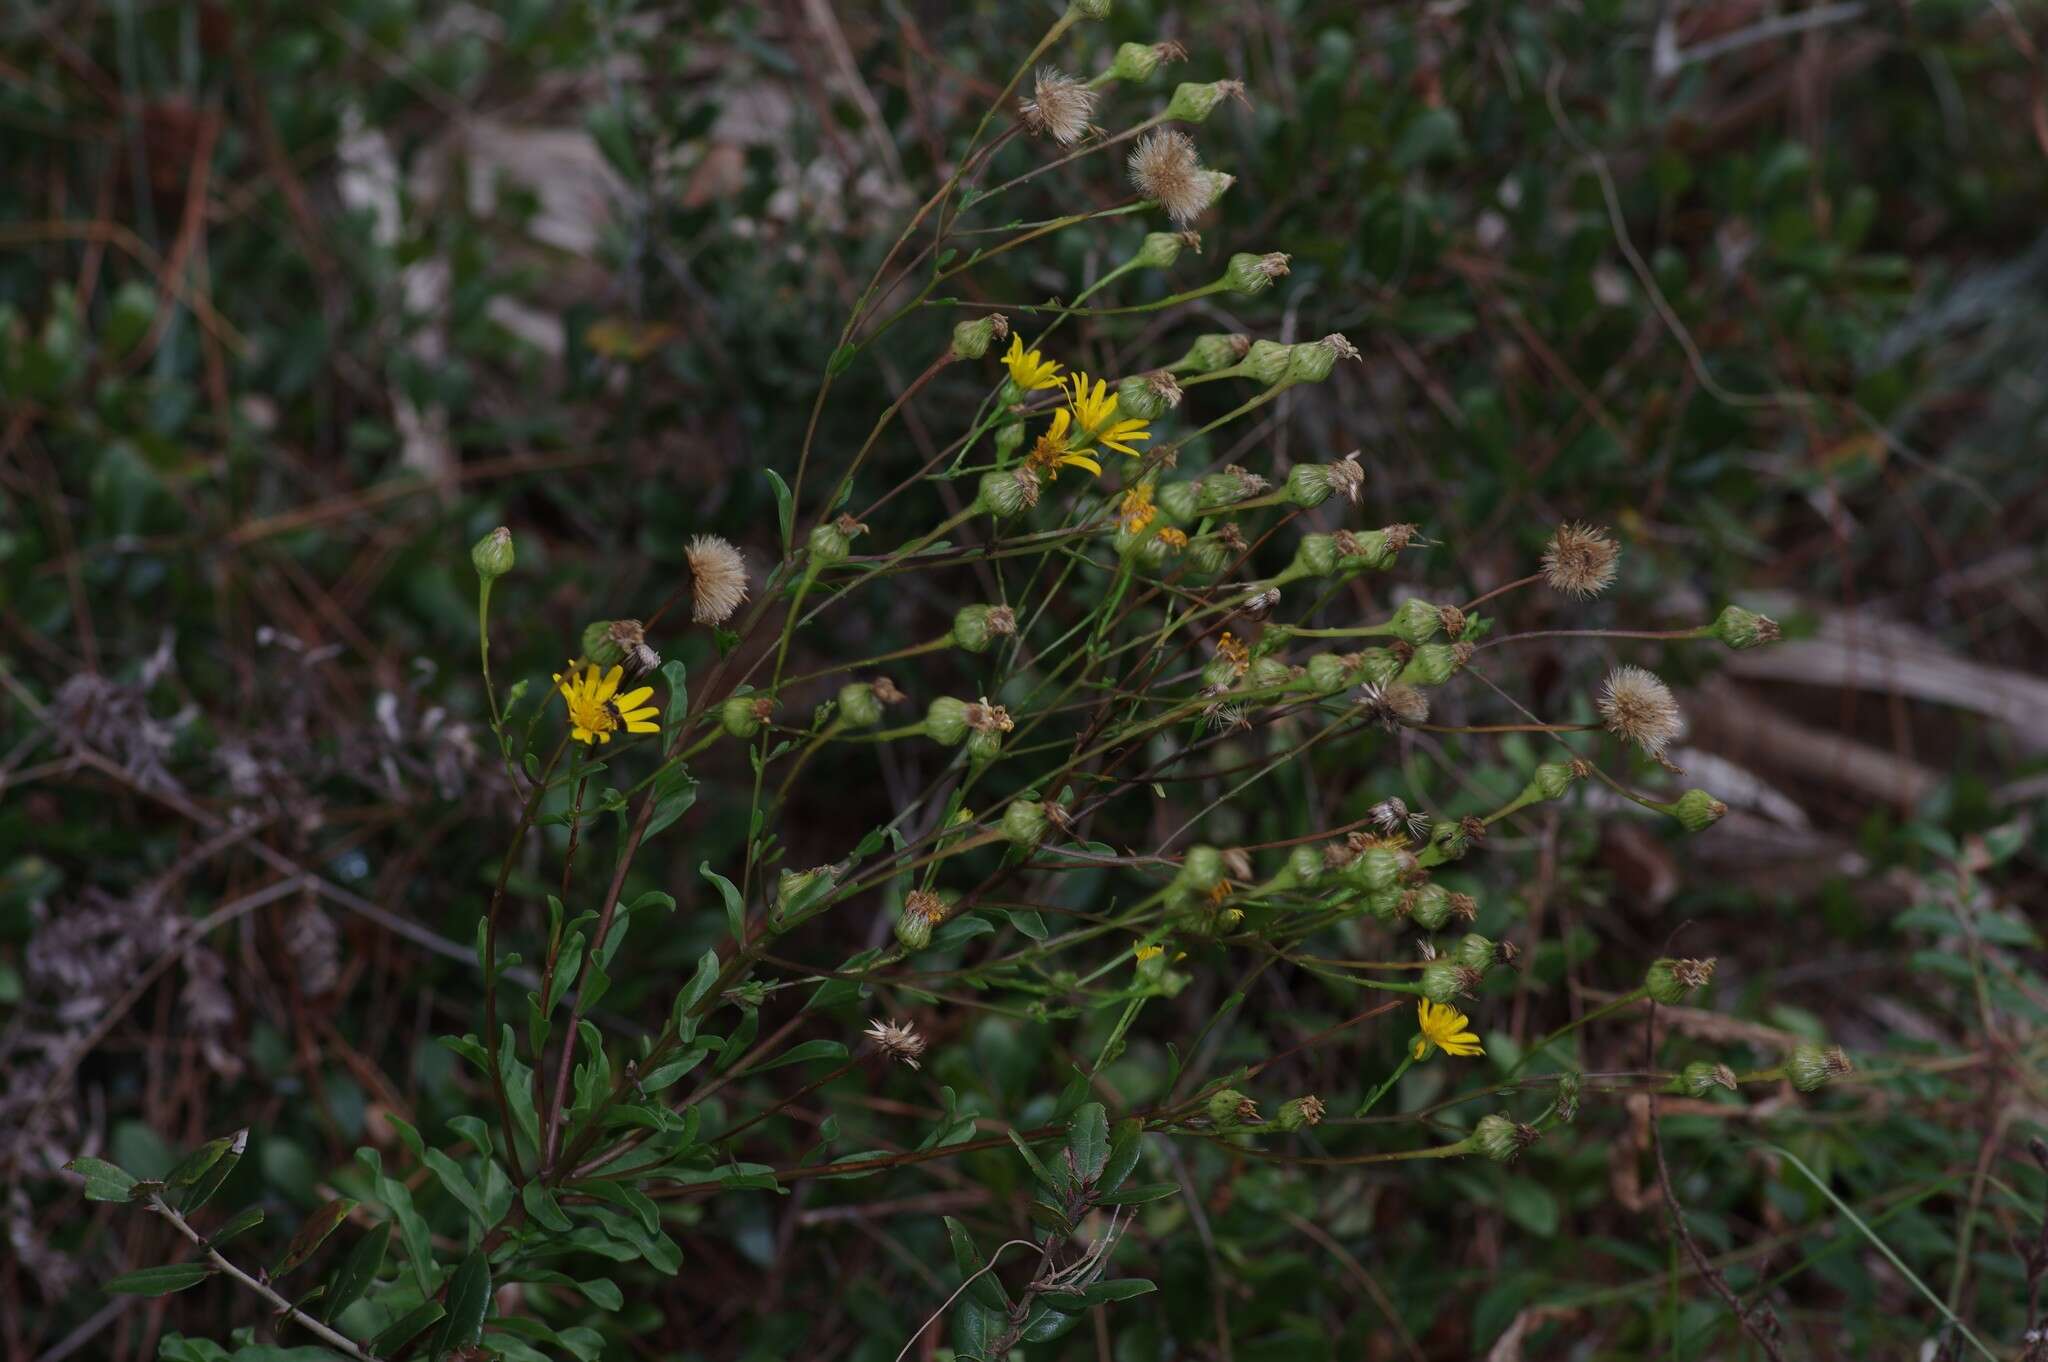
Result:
[321, 1222, 387, 1323]
[1499, 1180, 1559, 1237]
[826, 343, 857, 377]
[66, 1156, 138, 1203]
[765, 467, 795, 548]
[1099, 1120, 1143, 1193]
[1093, 1181, 1178, 1206]
[645, 764, 698, 840]
[180, 1129, 247, 1212]
[1008, 1130, 1062, 1193]
[753, 1039, 847, 1072]
[164, 1136, 234, 1191]
[428, 1251, 491, 1359]
[369, 1301, 444, 1354]
[273, 1198, 356, 1276]
[522, 1182, 572, 1232]
[207, 1205, 264, 1247]
[672, 948, 721, 1031]
[700, 862, 745, 942]
[1067, 1103, 1108, 1183]
[576, 1179, 661, 1235]
[103, 1263, 212, 1295]
[944, 1217, 1007, 1311]
[660, 659, 689, 733]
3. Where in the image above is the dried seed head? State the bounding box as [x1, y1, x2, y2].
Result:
[1325, 451, 1366, 504]
[964, 698, 1014, 734]
[1128, 128, 1213, 226]
[863, 1018, 928, 1070]
[1541, 522, 1621, 598]
[870, 676, 906, 705]
[1020, 66, 1098, 146]
[1599, 665, 1684, 757]
[1274, 1095, 1325, 1131]
[1358, 681, 1430, 729]
[686, 535, 750, 625]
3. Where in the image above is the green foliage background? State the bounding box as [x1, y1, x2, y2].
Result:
[3, 1, 2046, 1359]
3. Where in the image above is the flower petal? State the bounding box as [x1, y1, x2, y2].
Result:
[615, 686, 655, 710]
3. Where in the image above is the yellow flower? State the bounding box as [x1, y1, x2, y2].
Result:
[1003, 335, 1063, 391]
[1134, 943, 1164, 963]
[1067, 372, 1150, 457]
[1026, 407, 1103, 480]
[1118, 483, 1157, 535]
[554, 661, 659, 745]
[1412, 998, 1484, 1060]
[1156, 527, 1188, 550]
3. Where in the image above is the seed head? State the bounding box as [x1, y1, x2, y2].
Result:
[864, 1018, 928, 1070]
[1020, 66, 1097, 146]
[686, 535, 749, 625]
[1598, 665, 1684, 757]
[1128, 129, 1213, 226]
[1359, 681, 1430, 730]
[964, 698, 1014, 734]
[1541, 522, 1620, 598]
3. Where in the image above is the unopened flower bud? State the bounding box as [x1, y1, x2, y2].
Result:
[894, 888, 947, 951]
[1292, 532, 1340, 578]
[1172, 332, 1251, 374]
[1407, 882, 1454, 932]
[1224, 252, 1291, 297]
[1156, 479, 1202, 523]
[1286, 333, 1359, 384]
[1116, 370, 1180, 421]
[965, 727, 1003, 766]
[1273, 1095, 1325, 1132]
[1204, 1088, 1260, 1126]
[1645, 956, 1716, 1005]
[1288, 846, 1323, 886]
[1353, 649, 1401, 689]
[1390, 598, 1445, 646]
[721, 691, 769, 739]
[1421, 959, 1482, 1004]
[1364, 886, 1405, 922]
[1787, 1043, 1852, 1092]
[1474, 1113, 1540, 1163]
[952, 604, 1016, 654]
[1671, 789, 1728, 833]
[1344, 846, 1406, 894]
[1531, 762, 1577, 801]
[1002, 799, 1049, 848]
[581, 619, 627, 667]
[1711, 604, 1781, 651]
[1071, 0, 1110, 18]
[978, 466, 1040, 519]
[1167, 78, 1245, 123]
[808, 518, 856, 564]
[1241, 338, 1293, 385]
[993, 420, 1025, 460]
[1185, 534, 1232, 575]
[950, 313, 1007, 361]
[774, 864, 838, 918]
[1455, 933, 1499, 972]
[1680, 1061, 1739, 1097]
[1285, 463, 1333, 508]
[1198, 465, 1265, 508]
[838, 681, 884, 729]
[925, 696, 970, 746]
[1129, 228, 1185, 267]
[1399, 642, 1470, 687]
[1244, 657, 1291, 690]
[1305, 654, 1353, 694]
[1176, 845, 1225, 897]
[471, 526, 515, 581]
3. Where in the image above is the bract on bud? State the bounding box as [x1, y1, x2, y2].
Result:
[471, 526, 514, 581]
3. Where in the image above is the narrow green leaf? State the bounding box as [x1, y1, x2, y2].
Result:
[1093, 1181, 1178, 1206]
[660, 660, 689, 733]
[700, 862, 745, 942]
[945, 1217, 1007, 1311]
[752, 1039, 847, 1072]
[1067, 1103, 1108, 1183]
[66, 1156, 137, 1203]
[428, 1251, 491, 1359]
[765, 467, 795, 548]
[369, 1301, 444, 1353]
[164, 1137, 233, 1190]
[321, 1222, 387, 1322]
[179, 1129, 247, 1212]
[1099, 1120, 1143, 1193]
[273, 1198, 355, 1276]
[103, 1263, 211, 1296]
[522, 1182, 572, 1232]
[423, 1150, 493, 1231]
[207, 1205, 264, 1247]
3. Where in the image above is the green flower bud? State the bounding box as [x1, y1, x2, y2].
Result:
[1204, 1087, 1259, 1126]
[1272, 1095, 1326, 1132]
[994, 419, 1026, 460]
[1455, 933, 1499, 972]
[1185, 534, 1231, 576]
[1644, 956, 1716, 1005]
[1167, 78, 1244, 123]
[965, 726, 1003, 767]
[1671, 788, 1728, 833]
[894, 888, 947, 951]
[1390, 598, 1444, 646]
[581, 620, 626, 667]
[1156, 479, 1202, 523]
[1198, 169, 1237, 210]
[952, 604, 1016, 654]
[1224, 253, 1291, 298]
[925, 696, 970, 746]
[1116, 370, 1179, 421]
[1364, 885, 1405, 922]
[978, 466, 1040, 519]
[1172, 332, 1251, 374]
[1288, 846, 1324, 886]
[1305, 653, 1354, 694]
[1680, 1061, 1738, 1097]
[1176, 845, 1225, 897]
[950, 313, 1007, 361]
[1002, 799, 1048, 848]
[1343, 846, 1406, 894]
[1787, 1043, 1852, 1092]
[1130, 228, 1185, 266]
[808, 519, 854, 564]
[1200, 655, 1242, 689]
[1354, 648, 1401, 688]
[1473, 1113, 1539, 1163]
[837, 681, 884, 729]
[1711, 604, 1781, 651]
[1531, 762, 1578, 801]
[1556, 1072, 1581, 1124]
[1399, 642, 1470, 687]
[1246, 656, 1293, 690]
[774, 864, 839, 918]
[1407, 882, 1454, 932]
[1285, 463, 1333, 508]
[1420, 958, 1481, 1004]
[1241, 339, 1294, 385]
[470, 526, 515, 581]
[1285, 333, 1358, 384]
[1071, 0, 1110, 18]
[721, 691, 769, 739]
[1198, 466, 1265, 508]
[1292, 532, 1340, 579]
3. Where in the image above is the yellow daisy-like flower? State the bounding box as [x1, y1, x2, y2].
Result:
[1156, 527, 1189, 550]
[1134, 943, 1164, 963]
[1412, 998, 1484, 1060]
[1067, 372, 1150, 457]
[553, 661, 660, 745]
[1026, 407, 1104, 480]
[1118, 483, 1157, 535]
[1003, 335, 1063, 392]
